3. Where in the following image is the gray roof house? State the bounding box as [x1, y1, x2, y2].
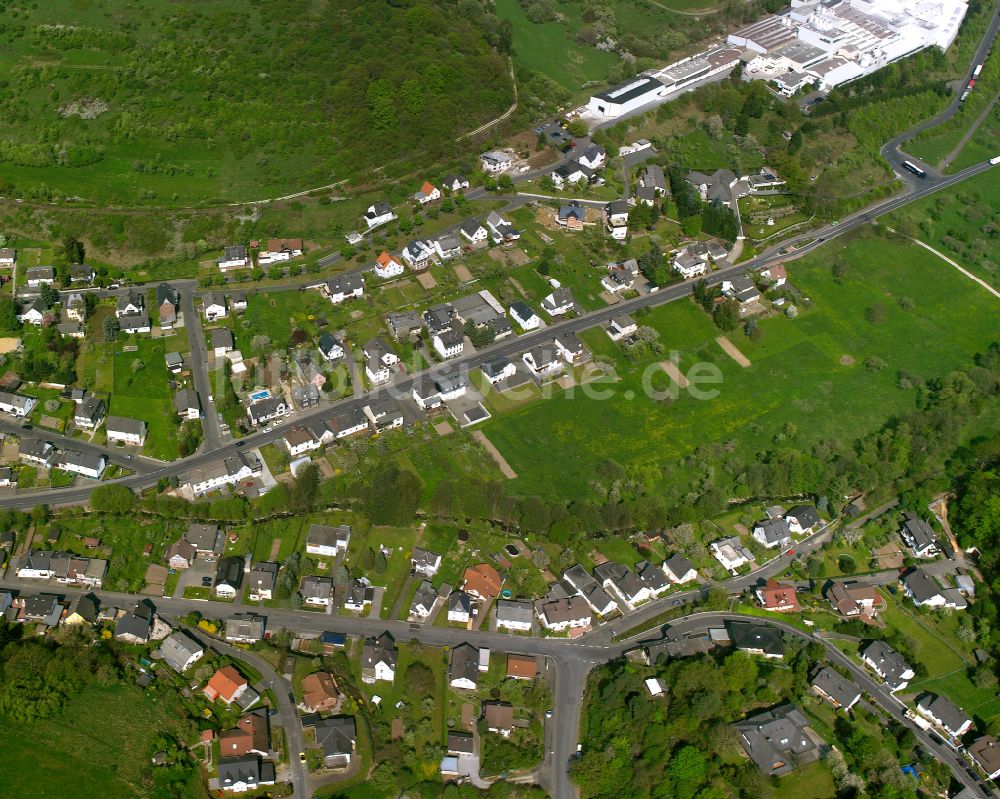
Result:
[916, 693, 972, 737]
[159, 631, 205, 673]
[495, 599, 534, 630]
[727, 620, 785, 658]
[860, 641, 914, 691]
[449, 643, 481, 689]
[311, 716, 357, 766]
[811, 667, 861, 711]
[901, 510, 938, 557]
[734, 704, 820, 776]
[217, 755, 275, 792]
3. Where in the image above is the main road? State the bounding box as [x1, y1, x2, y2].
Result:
[4, 154, 996, 511]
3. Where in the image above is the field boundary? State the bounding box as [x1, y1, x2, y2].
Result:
[472, 431, 518, 479]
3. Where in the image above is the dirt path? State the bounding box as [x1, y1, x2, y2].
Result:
[715, 336, 751, 367]
[457, 59, 517, 141]
[659, 360, 690, 387]
[472, 431, 517, 479]
[939, 91, 1000, 169]
[909, 237, 1000, 299]
[268, 538, 282, 561]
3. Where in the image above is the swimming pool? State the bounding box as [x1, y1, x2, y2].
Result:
[250, 389, 271, 402]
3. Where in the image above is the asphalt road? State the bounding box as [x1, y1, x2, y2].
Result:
[4, 151, 995, 512]
[880, 2, 1000, 181]
[180, 285, 224, 450]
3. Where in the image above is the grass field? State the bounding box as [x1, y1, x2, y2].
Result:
[109, 336, 183, 460]
[494, 0, 619, 93]
[886, 168, 1000, 290]
[0, 684, 206, 799]
[483, 230, 1000, 501]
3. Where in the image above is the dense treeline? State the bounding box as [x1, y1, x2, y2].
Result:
[0, 0, 514, 203]
[574, 650, 942, 799]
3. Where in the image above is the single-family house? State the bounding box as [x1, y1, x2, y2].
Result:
[301, 671, 341, 713]
[318, 332, 344, 362]
[66, 293, 85, 322]
[916, 693, 972, 737]
[449, 643, 481, 690]
[25, 266, 55, 288]
[203, 293, 227, 321]
[401, 239, 435, 271]
[374, 251, 405, 280]
[166, 351, 184, 374]
[167, 538, 197, 570]
[522, 344, 562, 376]
[902, 568, 947, 608]
[900, 511, 938, 558]
[229, 291, 248, 313]
[541, 287, 574, 317]
[413, 181, 441, 204]
[214, 556, 245, 599]
[460, 219, 488, 245]
[409, 580, 438, 619]
[811, 667, 861, 711]
[594, 562, 649, 610]
[860, 641, 914, 691]
[638, 561, 670, 597]
[411, 378, 442, 411]
[0, 248, 15, 267]
[343, 579, 374, 613]
[785, 505, 820, 535]
[756, 579, 801, 612]
[711, 537, 753, 572]
[759, 263, 787, 287]
[495, 599, 534, 631]
[509, 301, 540, 331]
[17, 298, 48, 326]
[551, 160, 593, 189]
[247, 562, 279, 601]
[259, 238, 303, 264]
[301, 575, 334, 607]
[411, 548, 441, 578]
[325, 273, 365, 304]
[605, 200, 630, 239]
[752, 518, 792, 549]
[484, 702, 515, 737]
[116, 290, 144, 318]
[225, 613, 266, 644]
[211, 328, 235, 357]
[601, 268, 633, 293]
[686, 169, 739, 207]
[485, 211, 520, 244]
[433, 233, 462, 261]
[463, 563, 503, 601]
[119, 313, 152, 335]
[361, 633, 397, 683]
[217, 756, 275, 793]
[174, 389, 202, 420]
[673, 252, 709, 279]
[364, 202, 396, 229]
[734, 704, 819, 776]
[74, 395, 106, 429]
[311, 717, 357, 767]
[217, 245, 250, 271]
[115, 600, 155, 644]
[283, 426, 320, 457]
[969, 736, 1000, 780]
[727, 620, 785, 658]
[386, 311, 422, 341]
[220, 710, 270, 758]
[363, 336, 398, 384]
[156, 283, 180, 328]
[554, 331, 585, 364]
[442, 174, 470, 192]
[577, 144, 606, 170]
[106, 416, 146, 447]
[54, 449, 107, 479]
[537, 596, 592, 632]
[481, 355, 516, 385]
[662, 554, 698, 585]
[432, 326, 465, 360]
[639, 164, 667, 195]
[186, 523, 224, 556]
[557, 204, 586, 230]
[507, 654, 538, 680]
[447, 590, 474, 624]
[826, 581, 885, 619]
[246, 396, 288, 427]
[160, 632, 205, 674]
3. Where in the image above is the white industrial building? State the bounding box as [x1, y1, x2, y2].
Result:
[586, 76, 668, 117]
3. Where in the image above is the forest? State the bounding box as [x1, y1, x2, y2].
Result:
[0, 0, 514, 205]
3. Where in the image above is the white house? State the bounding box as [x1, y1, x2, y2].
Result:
[364, 337, 399, 384]
[522, 344, 562, 376]
[551, 160, 593, 189]
[442, 174, 470, 192]
[401, 239, 435, 271]
[106, 416, 147, 447]
[902, 569, 947, 608]
[0, 391, 37, 418]
[785, 505, 821, 535]
[318, 332, 344, 361]
[116, 290, 144, 318]
[916, 694, 973, 738]
[54, 450, 107, 480]
[449, 644, 481, 690]
[283, 426, 321, 457]
[752, 519, 792, 549]
[301, 576, 334, 607]
[411, 379, 442, 411]
[480, 356, 516, 385]
[433, 233, 462, 261]
[606, 314, 637, 341]
[361, 635, 397, 684]
[605, 200, 629, 240]
[305, 524, 350, 557]
[258, 238, 303, 264]
[203, 293, 228, 321]
[711, 537, 752, 572]
[495, 600, 534, 632]
[480, 151, 513, 173]
[673, 253, 709, 279]
[601, 268, 633, 293]
[217, 245, 249, 271]
[537, 597, 592, 632]
[364, 202, 396, 229]
[577, 144, 606, 170]
[25, 266, 55, 288]
[17, 299, 47, 326]
[861, 641, 914, 692]
[486, 211, 520, 244]
[509, 301, 540, 331]
[246, 396, 287, 427]
[662, 554, 698, 584]
[0, 248, 16, 267]
[554, 331, 585, 364]
[434, 372, 468, 401]
[326, 273, 364, 304]
[159, 632, 205, 674]
[411, 548, 442, 578]
[432, 328, 465, 360]
[374, 251, 404, 279]
[413, 181, 441, 205]
[447, 590, 473, 624]
[541, 287, 574, 317]
[459, 219, 488, 245]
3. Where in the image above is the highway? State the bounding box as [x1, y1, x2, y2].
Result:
[2, 153, 995, 511]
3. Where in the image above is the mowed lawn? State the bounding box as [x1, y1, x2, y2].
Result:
[0, 684, 207, 799]
[110, 337, 181, 460]
[484, 233, 1000, 499]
